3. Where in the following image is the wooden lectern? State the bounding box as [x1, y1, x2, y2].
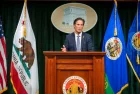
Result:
[43, 51, 105, 94]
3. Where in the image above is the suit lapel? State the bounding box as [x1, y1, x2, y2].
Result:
[81, 32, 85, 51]
[72, 33, 76, 51]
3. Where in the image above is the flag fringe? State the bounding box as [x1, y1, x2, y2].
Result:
[0, 87, 8, 94]
[10, 74, 18, 94]
[117, 84, 128, 94]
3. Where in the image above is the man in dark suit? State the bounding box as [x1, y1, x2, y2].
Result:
[61, 17, 94, 52]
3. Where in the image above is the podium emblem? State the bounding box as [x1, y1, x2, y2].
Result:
[62, 76, 87, 94]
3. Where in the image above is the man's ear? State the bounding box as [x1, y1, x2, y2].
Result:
[73, 25, 76, 29]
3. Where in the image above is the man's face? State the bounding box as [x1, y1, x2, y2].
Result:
[74, 20, 84, 34]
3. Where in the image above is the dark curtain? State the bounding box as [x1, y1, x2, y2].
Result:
[0, 1, 138, 94]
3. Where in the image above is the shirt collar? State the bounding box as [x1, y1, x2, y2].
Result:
[74, 32, 82, 37]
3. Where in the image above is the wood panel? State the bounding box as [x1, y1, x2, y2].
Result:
[93, 56, 104, 94]
[57, 64, 93, 70]
[45, 56, 56, 94]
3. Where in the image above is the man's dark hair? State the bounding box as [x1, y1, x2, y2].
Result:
[73, 17, 85, 25]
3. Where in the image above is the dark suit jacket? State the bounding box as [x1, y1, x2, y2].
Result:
[64, 32, 94, 51]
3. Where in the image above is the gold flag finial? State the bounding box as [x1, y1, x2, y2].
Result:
[24, 0, 27, 4]
[23, 0, 27, 38]
[114, 0, 117, 7]
[24, 0, 27, 19]
[114, 27, 117, 36]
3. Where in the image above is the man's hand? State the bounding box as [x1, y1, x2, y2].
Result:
[61, 45, 67, 52]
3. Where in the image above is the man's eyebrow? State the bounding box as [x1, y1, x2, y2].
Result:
[77, 23, 84, 25]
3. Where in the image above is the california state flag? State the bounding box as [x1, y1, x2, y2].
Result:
[10, 0, 39, 94]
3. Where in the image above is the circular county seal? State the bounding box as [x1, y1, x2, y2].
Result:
[132, 32, 140, 51]
[105, 37, 122, 60]
[62, 76, 87, 94]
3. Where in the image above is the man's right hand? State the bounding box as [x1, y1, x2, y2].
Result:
[61, 45, 67, 52]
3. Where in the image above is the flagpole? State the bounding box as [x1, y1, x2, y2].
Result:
[136, 0, 140, 64]
[23, 0, 27, 38]
[23, 1, 32, 94]
[137, 1, 138, 33]
[22, 0, 27, 78]
[114, 0, 117, 37]
[24, 0, 27, 21]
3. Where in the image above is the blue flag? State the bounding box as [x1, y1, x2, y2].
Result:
[126, 3, 140, 82]
[102, 4, 128, 94]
